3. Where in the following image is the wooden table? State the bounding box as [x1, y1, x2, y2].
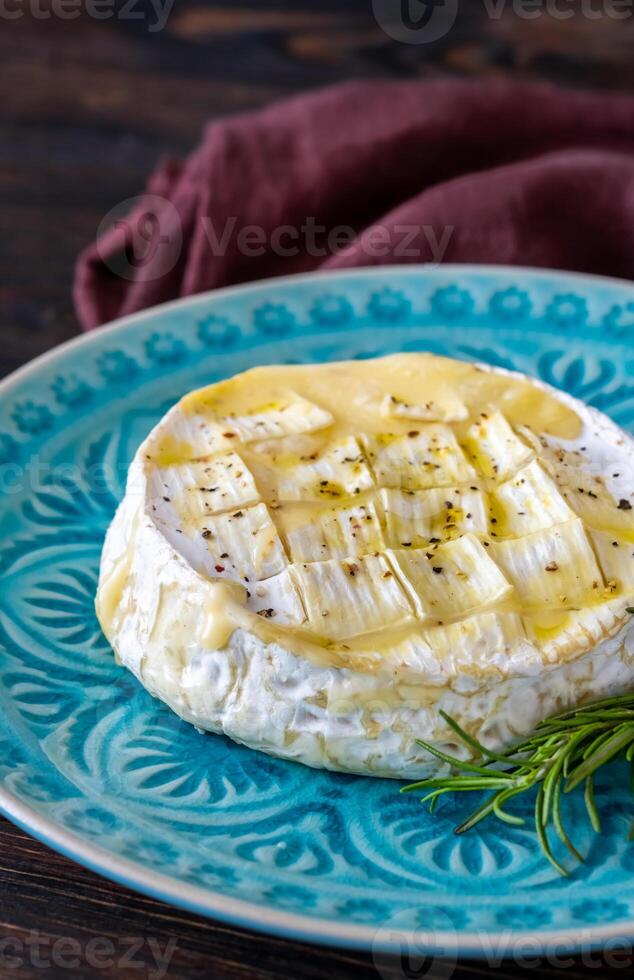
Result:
[1, 3, 633, 976]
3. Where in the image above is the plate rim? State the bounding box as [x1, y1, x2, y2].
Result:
[3, 262, 634, 401]
[2, 779, 633, 956]
[2, 262, 634, 955]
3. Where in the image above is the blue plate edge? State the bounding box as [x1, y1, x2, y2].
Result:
[1, 783, 631, 957]
[2, 263, 634, 955]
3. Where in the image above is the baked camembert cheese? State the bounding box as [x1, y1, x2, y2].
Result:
[96, 354, 634, 777]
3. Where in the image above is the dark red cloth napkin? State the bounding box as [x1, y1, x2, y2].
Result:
[74, 79, 634, 330]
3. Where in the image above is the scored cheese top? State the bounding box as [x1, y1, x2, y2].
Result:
[97, 353, 634, 679]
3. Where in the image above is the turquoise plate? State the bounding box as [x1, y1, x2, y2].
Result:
[2, 266, 634, 957]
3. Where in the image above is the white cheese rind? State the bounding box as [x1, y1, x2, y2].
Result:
[97, 362, 634, 778]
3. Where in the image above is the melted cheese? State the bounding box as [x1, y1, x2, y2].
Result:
[95, 510, 139, 634]
[180, 355, 581, 444]
[198, 581, 248, 650]
[96, 354, 634, 674]
[96, 352, 634, 779]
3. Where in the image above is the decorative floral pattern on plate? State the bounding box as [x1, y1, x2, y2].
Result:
[1, 267, 634, 953]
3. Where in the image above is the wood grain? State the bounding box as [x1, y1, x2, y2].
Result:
[1, 3, 633, 975]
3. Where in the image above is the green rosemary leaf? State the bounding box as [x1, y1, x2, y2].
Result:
[492, 787, 528, 826]
[575, 712, 634, 725]
[441, 782, 514, 795]
[492, 804, 526, 827]
[565, 726, 634, 792]
[413, 738, 514, 778]
[437, 710, 535, 767]
[542, 730, 587, 824]
[541, 692, 634, 723]
[584, 775, 601, 833]
[404, 691, 634, 875]
[553, 778, 585, 864]
[400, 778, 461, 793]
[401, 776, 510, 794]
[454, 793, 502, 835]
[421, 790, 447, 811]
[581, 727, 622, 761]
[541, 762, 563, 828]
[535, 784, 569, 877]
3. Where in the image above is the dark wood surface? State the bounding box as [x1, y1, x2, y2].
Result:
[2, 3, 634, 976]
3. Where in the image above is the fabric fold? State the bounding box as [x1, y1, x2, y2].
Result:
[74, 79, 634, 329]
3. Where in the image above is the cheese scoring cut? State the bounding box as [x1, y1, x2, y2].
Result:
[245, 568, 307, 626]
[589, 529, 634, 593]
[286, 500, 385, 562]
[380, 392, 468, 422]
[363, 424, 476, 489]
[390, 534, 513, 621]
[148, 450, 261, 521]
[204, 392, 334, 443]
[192, 502, 288, 583]
[381, 486, 488, 547]
[516, 425, 634, 536]
[97, 352, 634, 779]
[290, 554, 415, 640]
[489, 459, 574, 537]
[464, 410, 533, 481]
[253, 435, 375, 503]
[490, 518, 604, 609]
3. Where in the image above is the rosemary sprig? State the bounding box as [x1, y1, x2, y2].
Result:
[402, 693, 634, 876]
